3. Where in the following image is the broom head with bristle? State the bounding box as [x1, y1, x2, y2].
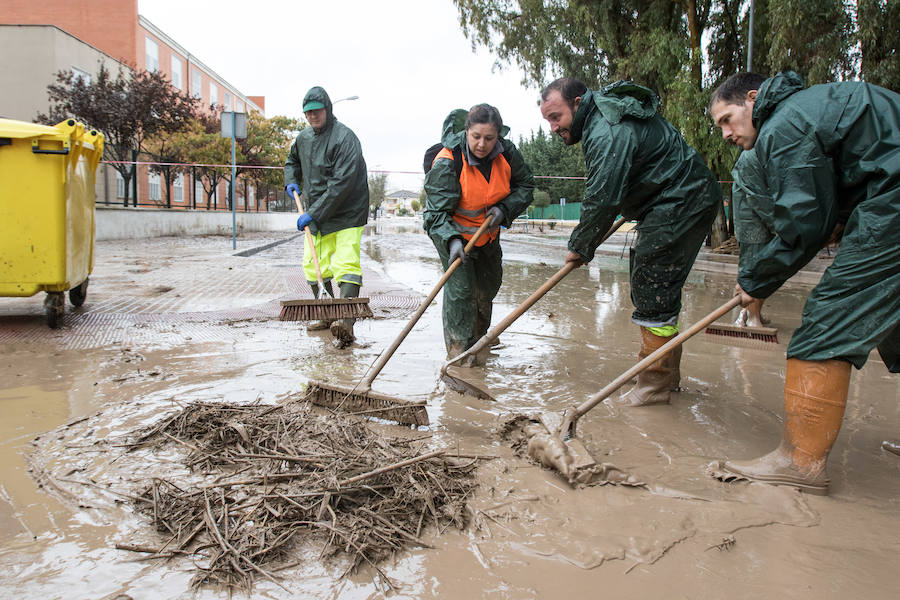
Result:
[279, 298, 373, 322]
[305, 379, 429, 426]
[704, 321, 779, 348]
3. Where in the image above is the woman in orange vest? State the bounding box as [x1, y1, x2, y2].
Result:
[424, 104, 535, 365]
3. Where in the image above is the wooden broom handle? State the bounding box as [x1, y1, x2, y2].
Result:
[570, 295, 743, 420]
[444, 216, 628, 370]
[293, 190, 326, 293]
[359, 216, 498, 390]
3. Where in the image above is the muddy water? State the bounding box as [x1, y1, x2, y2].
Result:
[1, 226, 898, 599]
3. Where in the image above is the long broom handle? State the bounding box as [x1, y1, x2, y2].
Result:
[569, 295, 742, 420]
[293, 190, 329, 296]
[358, 215, 499, 391]
[442, 216, 628, 372]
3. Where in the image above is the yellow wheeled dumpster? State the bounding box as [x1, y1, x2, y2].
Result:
[0, 118, 104, 328]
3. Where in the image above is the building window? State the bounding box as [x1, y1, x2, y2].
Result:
[149, 172, 161, 201]
[171, 56, 183, 89]
[72, 67, 91, 85]
[173, 173, 184, 202]
[145, 37, 159, 72]
[248, 183, 255, 209]
[194, 178, 203, 205]
[236, 100, 245, 113]
[209, 83, 217, 108]
[116, 170, 126, 198]
[224, 92, 232, 112]
[192, 69, 202, 99]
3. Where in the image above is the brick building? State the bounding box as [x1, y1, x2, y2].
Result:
[0, 0, 267, 210]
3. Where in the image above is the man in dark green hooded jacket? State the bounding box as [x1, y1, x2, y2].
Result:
[284, 86, 369, 348]
[709, 71, 900, 494]
[540, 77, 720, 406]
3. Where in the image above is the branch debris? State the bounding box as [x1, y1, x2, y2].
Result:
[122, 401, 477, 593]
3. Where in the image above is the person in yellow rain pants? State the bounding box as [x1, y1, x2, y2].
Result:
[285, 86, 369, 348]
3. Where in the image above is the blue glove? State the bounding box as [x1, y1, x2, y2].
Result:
[448, 237, 466, 264]
[296, 213, 313, 231]
[285, 183, 301, 199]
[486, 205, 505, 226]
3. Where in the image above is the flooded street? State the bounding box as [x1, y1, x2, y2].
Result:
[1, 222, 898, 599]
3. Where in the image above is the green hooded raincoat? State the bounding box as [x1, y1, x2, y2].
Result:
[424, 109, 535, 351]
[284, 87, 369, 237]
[736, 72, 900, 370]
[568, 82, 720, 327]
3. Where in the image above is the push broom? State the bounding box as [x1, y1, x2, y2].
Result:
[305, 216, 499, 426]
[279, 190, 372, 322]
[523, 294, 778, 485]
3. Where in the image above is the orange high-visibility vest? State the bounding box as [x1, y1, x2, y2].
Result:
[434, 147, 511, 246]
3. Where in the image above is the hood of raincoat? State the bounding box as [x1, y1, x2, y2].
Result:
[439, 108, 511, 149]
[302, 86, 334, 133]
[571, 81, 660, 144]
[752, 71, 804, 130]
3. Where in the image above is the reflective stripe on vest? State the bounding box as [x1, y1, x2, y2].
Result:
[435, 147, 511, 246]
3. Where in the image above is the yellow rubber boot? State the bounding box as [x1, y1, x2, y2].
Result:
[721, 358, 850, 495]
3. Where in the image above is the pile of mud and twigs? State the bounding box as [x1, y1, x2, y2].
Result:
[122, 400, 478, 593]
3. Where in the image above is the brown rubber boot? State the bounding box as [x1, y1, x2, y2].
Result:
[720, 358, 851, 495]
[446, 341, 478, 367]
[626, 327, 678, 406]
[670, 344, 682, 392]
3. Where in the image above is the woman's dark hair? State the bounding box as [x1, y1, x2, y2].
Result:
[465, 103, 503, 133]
[709, 72, 767, 109]
[541, 77, 588, 109]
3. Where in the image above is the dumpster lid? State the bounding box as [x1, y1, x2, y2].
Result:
[0, 118, 72, 139]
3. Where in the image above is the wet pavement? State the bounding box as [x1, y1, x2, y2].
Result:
[0, 221, 898, 599]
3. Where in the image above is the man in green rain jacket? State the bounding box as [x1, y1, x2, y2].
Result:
[540, 77, 720, 406]
[710, 71, 900, 494]
[285, 86, 369, 348]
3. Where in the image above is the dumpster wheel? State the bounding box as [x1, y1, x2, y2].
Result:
[43, 292, 65, 329]
[69, 278, 89, 307]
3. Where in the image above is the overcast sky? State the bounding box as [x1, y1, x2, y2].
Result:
[138, 0, 550, 192]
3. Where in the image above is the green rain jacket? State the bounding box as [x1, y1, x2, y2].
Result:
[423, 109, 535, 246]
[567, 82, 720, 262]
[731, 149, 775, 273]
[284, 87, 369, 236]
[737, 72, 900, 298]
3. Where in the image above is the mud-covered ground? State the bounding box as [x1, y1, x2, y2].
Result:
[1, 221, 898, 599]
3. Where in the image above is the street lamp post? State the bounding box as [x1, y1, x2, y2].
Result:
[332, 95, 359, 104]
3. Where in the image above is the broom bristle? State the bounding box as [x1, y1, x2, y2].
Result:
[279, 298, 373, 321]
[704, 322, 779, 348]
[305, 380, 429, 426]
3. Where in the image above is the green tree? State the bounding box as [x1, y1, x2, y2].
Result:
[368, 173, 388, 212]
[37, 64, 198, 205]
[517, 127, 585, 205]
[168, 114, 238, 210]
[240, 113, 305, 191]
[765, 0, 854, 84]
[858, 0, 900, 91]
[410, 199, 422, 213]
[530, 189, 551, 218]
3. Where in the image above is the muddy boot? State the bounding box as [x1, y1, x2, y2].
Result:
[626, 327, 677, 406]
[720, 358, 850, 495]
[446, 341, 477, 367]
[330, 282, 359, 349]
[305, 282, 335, 332]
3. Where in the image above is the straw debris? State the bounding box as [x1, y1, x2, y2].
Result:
[124, 400, 476, 593]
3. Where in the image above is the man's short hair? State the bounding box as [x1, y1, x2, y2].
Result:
[709, 72, 767, 109]
[541, 77, 588, 110]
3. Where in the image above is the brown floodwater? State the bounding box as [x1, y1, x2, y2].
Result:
[0, 225, 897, 599]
